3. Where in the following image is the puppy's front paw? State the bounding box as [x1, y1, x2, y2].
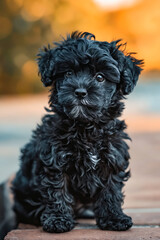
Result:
[97, 214, 132, 231]
[42, 215, 75, 233]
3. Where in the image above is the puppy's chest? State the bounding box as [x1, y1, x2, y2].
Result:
[69, 130, 105, 173]
[69, 146, 101, 173]
[66, 128, 107, 196]
[68, 145, 105, 197]
[73, 137, 102, 170]
[74, 129, 104, 169]
[87, 150, 100, 170]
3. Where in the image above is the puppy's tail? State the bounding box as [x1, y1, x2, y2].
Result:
[0, 176, 17, 240]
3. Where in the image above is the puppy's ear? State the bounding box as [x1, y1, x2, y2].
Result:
[109, 41, 143, 95]
[37, 46, 55, 87]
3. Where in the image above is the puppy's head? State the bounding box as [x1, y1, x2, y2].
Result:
[37, 31, 143, 121]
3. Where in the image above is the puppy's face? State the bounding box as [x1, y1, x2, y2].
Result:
[57, 68, 116, 121]
[37, 32, 143, 121]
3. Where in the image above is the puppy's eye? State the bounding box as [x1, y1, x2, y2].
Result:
[95, 73, 105, 82]
[65, 71, 73, 78]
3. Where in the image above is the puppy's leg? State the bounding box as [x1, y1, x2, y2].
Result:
[94, 184, 132, 231]
[40, 171, 75, 233]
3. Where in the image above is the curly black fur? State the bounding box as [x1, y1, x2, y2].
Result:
[12, 31, 143, 233]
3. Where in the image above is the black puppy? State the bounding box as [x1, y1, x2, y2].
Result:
[12, 32, 143, 233]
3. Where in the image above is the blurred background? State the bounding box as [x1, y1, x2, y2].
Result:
[0, 0, 160, 209]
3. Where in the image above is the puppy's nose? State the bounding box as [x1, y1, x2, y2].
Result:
[75, 88, 87, 98]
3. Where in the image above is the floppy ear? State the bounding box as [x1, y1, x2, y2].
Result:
[109, 40, 143, 95]
[37, 46, 55, 87]
[120, 54, 143, 95]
